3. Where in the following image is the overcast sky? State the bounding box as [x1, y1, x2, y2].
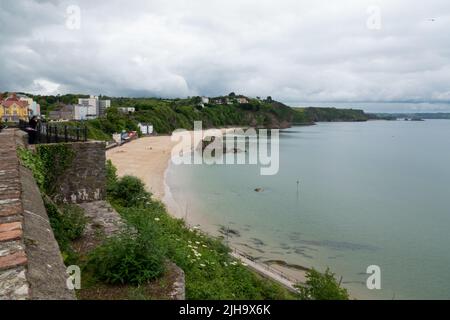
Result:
[1, 0, 450, 111]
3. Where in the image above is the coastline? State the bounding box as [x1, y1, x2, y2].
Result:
[106, 130, 308, 291]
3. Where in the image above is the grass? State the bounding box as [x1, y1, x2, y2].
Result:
[98, 160, 298, 299]
[108, 181, 297, 299]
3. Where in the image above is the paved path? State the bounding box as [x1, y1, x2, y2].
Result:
[230, 251, 300, 293]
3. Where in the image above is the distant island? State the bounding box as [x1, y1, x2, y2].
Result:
[376, 112, 450, 120]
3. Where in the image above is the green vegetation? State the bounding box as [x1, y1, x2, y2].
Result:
[19, 147, 349, 300]
[29, 94, 295, 139]
[35, 144, 76, 195]
[25, 93, 398, 140]
[108, 175, 151, 208]
[18, 147, 85, 264]
[23, 93, 89, 115]
[295, 268, 349, 300]
[17, 147, 45, 188]
[87, 227, 166, 285]
[17, 138, 351, 300]
[43, 197, 87, 264]
[106, 162, 297, 299]
[293, 107, 370, 124]
[93, 97, 293, 137]
[18, 144, 76, 195]
[377, 112, 450, 120]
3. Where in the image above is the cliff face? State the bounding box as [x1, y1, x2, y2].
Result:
[293, 107, 370, 124]
[242, 101, 294, 129]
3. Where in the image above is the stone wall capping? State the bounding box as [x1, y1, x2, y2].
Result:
[0, 129, 75, 300]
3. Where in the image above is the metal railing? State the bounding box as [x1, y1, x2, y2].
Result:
[19, 120, 88, 144]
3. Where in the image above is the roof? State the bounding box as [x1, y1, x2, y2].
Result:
[1, 93, 30, 108]
[1, 99, 29, 108]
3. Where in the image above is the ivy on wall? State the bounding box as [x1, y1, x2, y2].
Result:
[36, 144, 76, 195]
[18, 144, 82, 264]
[18, 144, 75, 196]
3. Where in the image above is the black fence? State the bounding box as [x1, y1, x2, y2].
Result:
[19, 120, 88, 144]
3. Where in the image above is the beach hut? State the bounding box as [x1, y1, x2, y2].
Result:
[138, 123, 154, 135]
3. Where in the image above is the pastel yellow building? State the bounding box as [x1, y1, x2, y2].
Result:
[0, 93, 30, 122]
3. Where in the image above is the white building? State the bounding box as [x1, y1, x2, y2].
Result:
[138, 123, 154, 135]
[201, 96, 210, 104]
[74, 105, 97, 120]
[237, 97, 249, 104]
[74, 105, 88, 120]
[99, 99, 111, 116]
[17, 94, 40, 116]
[78, 96, 99, 117]
[118, 107, 135, 114]
[78, 95, 111, 118]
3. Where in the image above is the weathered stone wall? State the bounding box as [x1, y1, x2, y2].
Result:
[0, 129, 28, 299]
[52, 141, 106, 204]
[0, 129, 75, 300]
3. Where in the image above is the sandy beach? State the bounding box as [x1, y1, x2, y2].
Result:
[107, 135, 175, 201]
[106, 131, 307, 290]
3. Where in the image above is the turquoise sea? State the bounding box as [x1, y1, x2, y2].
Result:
[166, 120, 450, 299]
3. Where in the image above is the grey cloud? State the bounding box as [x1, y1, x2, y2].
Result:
[1, 0, 450, 111]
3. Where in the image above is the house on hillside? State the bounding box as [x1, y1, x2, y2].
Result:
[212, 97, 230, 105]
[0, 93, 31, 122]
[118, 107, 135, 114]
[236, 96, 249, 104]
[201, 96, 210, 104]
[17, 94, 40, 116]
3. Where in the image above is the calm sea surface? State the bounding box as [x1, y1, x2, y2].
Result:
[166, 120, 450, 299]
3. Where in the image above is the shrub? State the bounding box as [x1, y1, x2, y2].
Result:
[17, 147, 45, 188]
[295, 268, 349, 300]
[106, 159, 118, 193]
[108, 175, 151, 207]
[87, 227, 166, 285]
[36, 144, 76, 195]
[43, 196, 87, 264]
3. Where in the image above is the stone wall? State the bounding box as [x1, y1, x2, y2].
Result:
[0, 129, 75, 300]
[0, 129, 28, 299]
[52, 141, 106, 204]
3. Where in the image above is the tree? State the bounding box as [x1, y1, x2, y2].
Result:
[266, 96, 273, 102]
[295, 268, 349, 300]
[228, 92, 236, 97]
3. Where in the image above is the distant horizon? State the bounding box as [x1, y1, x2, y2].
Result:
[6, 91, 450, 114]
[3, 1, 450, 115]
